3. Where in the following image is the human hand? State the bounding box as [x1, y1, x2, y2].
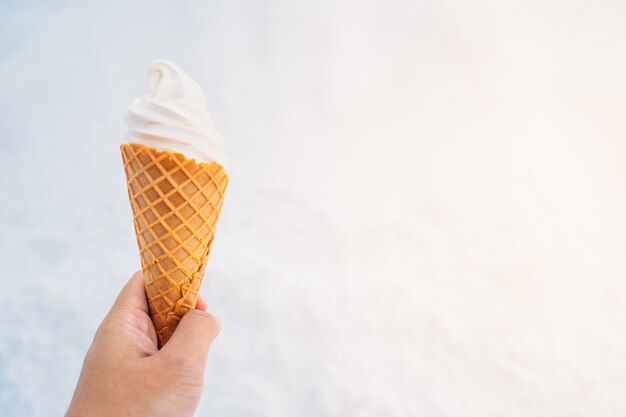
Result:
[65, 271, 221, 417]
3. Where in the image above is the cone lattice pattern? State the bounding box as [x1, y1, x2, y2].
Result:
[121, 143, 228, 347]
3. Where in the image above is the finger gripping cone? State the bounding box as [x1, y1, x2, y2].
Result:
[121, 143, 228, 347]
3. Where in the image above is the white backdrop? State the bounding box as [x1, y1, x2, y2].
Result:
[1, 1, 626, 416]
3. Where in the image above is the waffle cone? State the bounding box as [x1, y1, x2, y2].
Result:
[121, 143, 228, 347]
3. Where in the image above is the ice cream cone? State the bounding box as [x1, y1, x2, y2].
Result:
[121, 142, 228, 347]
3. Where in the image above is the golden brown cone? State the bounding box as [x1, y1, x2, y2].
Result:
[121, 143, 228, 347]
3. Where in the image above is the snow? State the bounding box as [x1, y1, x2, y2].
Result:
[2, 0, 626, 416]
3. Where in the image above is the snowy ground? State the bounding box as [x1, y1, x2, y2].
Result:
[2, 1, 626, 416]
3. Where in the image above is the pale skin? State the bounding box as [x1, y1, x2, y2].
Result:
[65, 271, 220, 417]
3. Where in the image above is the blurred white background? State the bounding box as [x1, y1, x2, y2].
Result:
[1, 0, 626, 416]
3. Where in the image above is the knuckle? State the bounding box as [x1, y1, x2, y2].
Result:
[160, 347, 184, 365]
[186, 310, 221, 332]
[161, 347, 199, 369]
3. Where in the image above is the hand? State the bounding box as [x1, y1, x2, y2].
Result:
[66, 271, 221, 417]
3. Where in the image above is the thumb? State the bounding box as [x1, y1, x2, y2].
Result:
[160, 310, 221, 365]
[109, 271, 149, 315]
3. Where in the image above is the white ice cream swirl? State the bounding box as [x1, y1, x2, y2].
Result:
[124, 60, 226, 165]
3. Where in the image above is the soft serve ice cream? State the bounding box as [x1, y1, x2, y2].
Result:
[124, 60, 226, 166]
[120, 60, 229, 347]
